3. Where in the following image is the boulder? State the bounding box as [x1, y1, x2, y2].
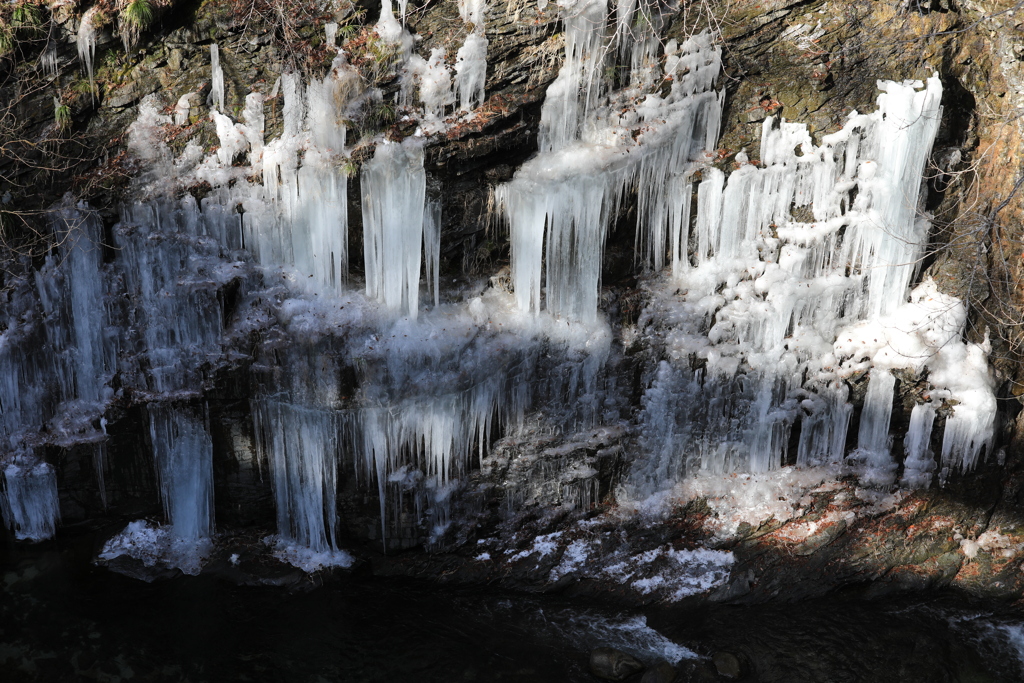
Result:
[640, 660, 678, 683]
[589, 647, 644, 681]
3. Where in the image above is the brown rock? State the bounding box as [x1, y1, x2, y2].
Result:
[641, 660, 678, 683]
[712, 651, 744, 680]
[589, 647, 644, 681]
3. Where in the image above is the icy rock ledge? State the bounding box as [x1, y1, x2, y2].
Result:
[98, 520, 213, 577]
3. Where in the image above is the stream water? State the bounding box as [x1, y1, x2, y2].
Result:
[3, 524, 1024, 683]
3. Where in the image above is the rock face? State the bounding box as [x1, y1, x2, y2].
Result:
[1, 0, 1024, 609]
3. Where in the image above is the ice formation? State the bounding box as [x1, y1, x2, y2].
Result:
[361, 139, 427, 318]
[254, 401, 341, 553]
[458, 0, 487, 28]
[76, 8, 98, 98]
[149, 405, 215, 541]
[1, 460, 60, 541]
[375, 0, 406, 45]
[455, 33, 488, 112]
[210, 44, 225, 112]
[627, 73, 996, 496]
[0, 1, 999, 570]
[98, 519, 213, 575]
[498, 15, 723, 323]
[404, 48, 455, 124]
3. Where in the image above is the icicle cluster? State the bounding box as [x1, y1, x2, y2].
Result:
[628, 74, 996, 495]
[499, 9, 723, 323]
[361, 139, 427, 318]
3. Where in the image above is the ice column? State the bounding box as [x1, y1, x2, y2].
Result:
[853, 369, 897, 486]
[210, 44, 225, 112]
[500, 163, 613, 323]
[149, 405, 215, 541]
[37, 202, 114, 418]
[902, 402, 937, 488]
[627, 76, 950, 494]
[848, 80, 943, 319]
[247, 57, 355, 292]
[361, 139, 426, 319]
[537, 0, 610, 152]
[253, 401, 340, 552]
[1, 460, 60, 542]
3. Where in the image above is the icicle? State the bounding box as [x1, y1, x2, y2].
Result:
[850, 369, 897, 486]
[455, 33, 488, 111]
[356, 372, 524, 544]
[376, 0, 405, 44]
[938, 340, 997, 475]
[0, 459, 60, 542]
[77, 8, 98, 101]
[501, 23, 723, 323]
[458, 0, 487, 27]
[361, 139, 426, 318]
[498, 156, 612, 324]
[902, 402, 936, 488]
[423, 198, 441, 308]
[325, 22, 338, 47]
[40, 42, 58, 77]
[537, 0, 610, 152]
[669, 173, 692, 278]
[96, 430, 109, 510]
[210, 44, 225, 113]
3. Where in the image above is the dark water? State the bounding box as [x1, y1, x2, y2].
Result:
[3, 525, 1024, 683]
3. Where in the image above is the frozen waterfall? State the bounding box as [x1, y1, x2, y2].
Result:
[0, 9, 1000, 566]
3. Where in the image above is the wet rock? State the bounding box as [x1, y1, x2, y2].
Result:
[589, 647, 644, 681]
[105, 76, 161, 108]
[641, 660, 678, 683]
[100, 555, 183, 583]
[712, 651, 744, 680]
